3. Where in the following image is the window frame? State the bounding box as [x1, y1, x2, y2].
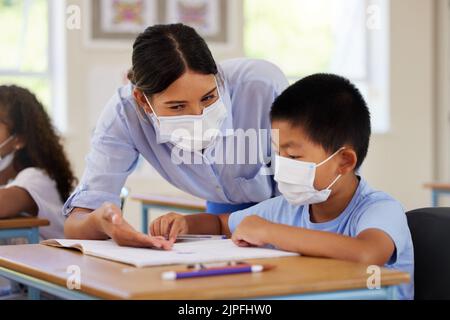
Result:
[0, 0, 67, 132]
[243, 0, 390, 133]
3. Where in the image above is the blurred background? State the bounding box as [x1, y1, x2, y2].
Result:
[0, 0, 446, 230]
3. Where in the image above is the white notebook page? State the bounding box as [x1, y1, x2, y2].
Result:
[41, 239, 298, 267]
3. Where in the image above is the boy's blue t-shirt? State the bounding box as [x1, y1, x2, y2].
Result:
[228, 177, 414, 300]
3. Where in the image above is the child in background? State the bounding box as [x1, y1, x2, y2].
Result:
[149, 74, 414, 300]
[0, 85, 76, 239]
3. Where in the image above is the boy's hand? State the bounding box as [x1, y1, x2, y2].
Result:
[231, 215, 272, 247]
[150, 212, 189, 241]
[97, 203, 173, 250]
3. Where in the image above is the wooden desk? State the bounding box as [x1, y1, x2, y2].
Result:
[131, 194, 206, 233]
[0, 244, 410, 300]
[0, 217, 49, 244]
[424, 183, 450, 206]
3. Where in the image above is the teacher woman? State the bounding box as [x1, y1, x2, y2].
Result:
[64, 24, 288, 248]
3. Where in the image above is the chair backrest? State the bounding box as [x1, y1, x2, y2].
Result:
[406, 207, 450, 300]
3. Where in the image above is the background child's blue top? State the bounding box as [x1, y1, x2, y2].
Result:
[228, 177, 414, 300]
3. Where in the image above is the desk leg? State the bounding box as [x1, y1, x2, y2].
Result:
[28, 287, 40, 300]
[386, 286, 397, 300]
[257, 286, 396, 300]
[26, 228, 41, 299]
[28, 227, 40, 244]
[141, 205, 149, 234]
[432, 190, 439, 207]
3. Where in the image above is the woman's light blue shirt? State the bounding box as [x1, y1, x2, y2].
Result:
[63, 58, 289, 215]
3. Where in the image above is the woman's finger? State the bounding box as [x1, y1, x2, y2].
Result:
[129, 231, 162, 249]
[161, 238, 175, 250]
[145, 235, 174, 250]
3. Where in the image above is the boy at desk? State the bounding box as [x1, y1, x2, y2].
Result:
[151, 73, 414, 300]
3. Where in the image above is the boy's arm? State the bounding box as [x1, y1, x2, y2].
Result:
[185, 213, 231, 236]
[151, 213, 232, 239]
[232, 215, 395, 266]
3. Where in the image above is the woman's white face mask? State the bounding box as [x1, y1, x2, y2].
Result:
[274, 147, 345, 206]
[144, 77, 227, 152]
[0, 135, 16, 172]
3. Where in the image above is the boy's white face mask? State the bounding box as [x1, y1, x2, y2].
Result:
[274, 147, 345, 206]
[143, 77, 227, 152]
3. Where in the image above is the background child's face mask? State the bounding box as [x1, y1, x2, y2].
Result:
[274, 147, 345, 206]
[0, 135, 16, 172]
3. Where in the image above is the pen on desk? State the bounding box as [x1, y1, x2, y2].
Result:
[161, 264, 270, 280]
[187, 261, 246, 269]
[176, 234, 227, 240]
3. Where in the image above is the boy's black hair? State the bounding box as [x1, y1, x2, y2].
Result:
[270, 73, 371, 169]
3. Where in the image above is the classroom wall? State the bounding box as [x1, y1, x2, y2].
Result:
[435, 0, 450, 186]
[361, 0, 436, 210]
[63, 0, 440, 230]
[63, 0, 244, 229]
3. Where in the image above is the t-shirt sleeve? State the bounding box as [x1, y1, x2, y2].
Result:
[355, 200, 409, 265]
[62, 93, 139, 216]
[6, 168, 59, 217]
[228, 197, 285, 233]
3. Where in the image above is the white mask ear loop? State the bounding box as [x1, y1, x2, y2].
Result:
[143, 94, 160, 124]
[0, 135, 16, 161]
[0, 135, 15, 150]
[316, 147, 346, 167]
[326, 174, 342, 190]
[214, 75, 222, 100]
[316, 147, 345, 190]
[200, 75, 222, 116]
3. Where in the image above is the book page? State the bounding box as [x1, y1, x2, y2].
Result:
[41, 239, 298, 267]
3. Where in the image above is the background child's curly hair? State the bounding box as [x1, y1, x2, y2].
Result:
[0, 85, 77, 201]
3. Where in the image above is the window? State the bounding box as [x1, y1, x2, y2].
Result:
[244, 0, 390, 133]
[0, 0, 66, 131]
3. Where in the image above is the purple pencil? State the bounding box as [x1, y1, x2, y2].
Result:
[161, 264, 267, 280]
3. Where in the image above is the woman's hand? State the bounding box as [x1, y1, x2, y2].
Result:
[150, 212, 189, 241]
[97, 203, 173, 250]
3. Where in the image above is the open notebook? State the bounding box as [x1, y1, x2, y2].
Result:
[41, 239, 298, 268]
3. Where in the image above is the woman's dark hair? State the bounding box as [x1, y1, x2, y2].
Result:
[0, 85, 77, 202]
[128, 23, 218, 95]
